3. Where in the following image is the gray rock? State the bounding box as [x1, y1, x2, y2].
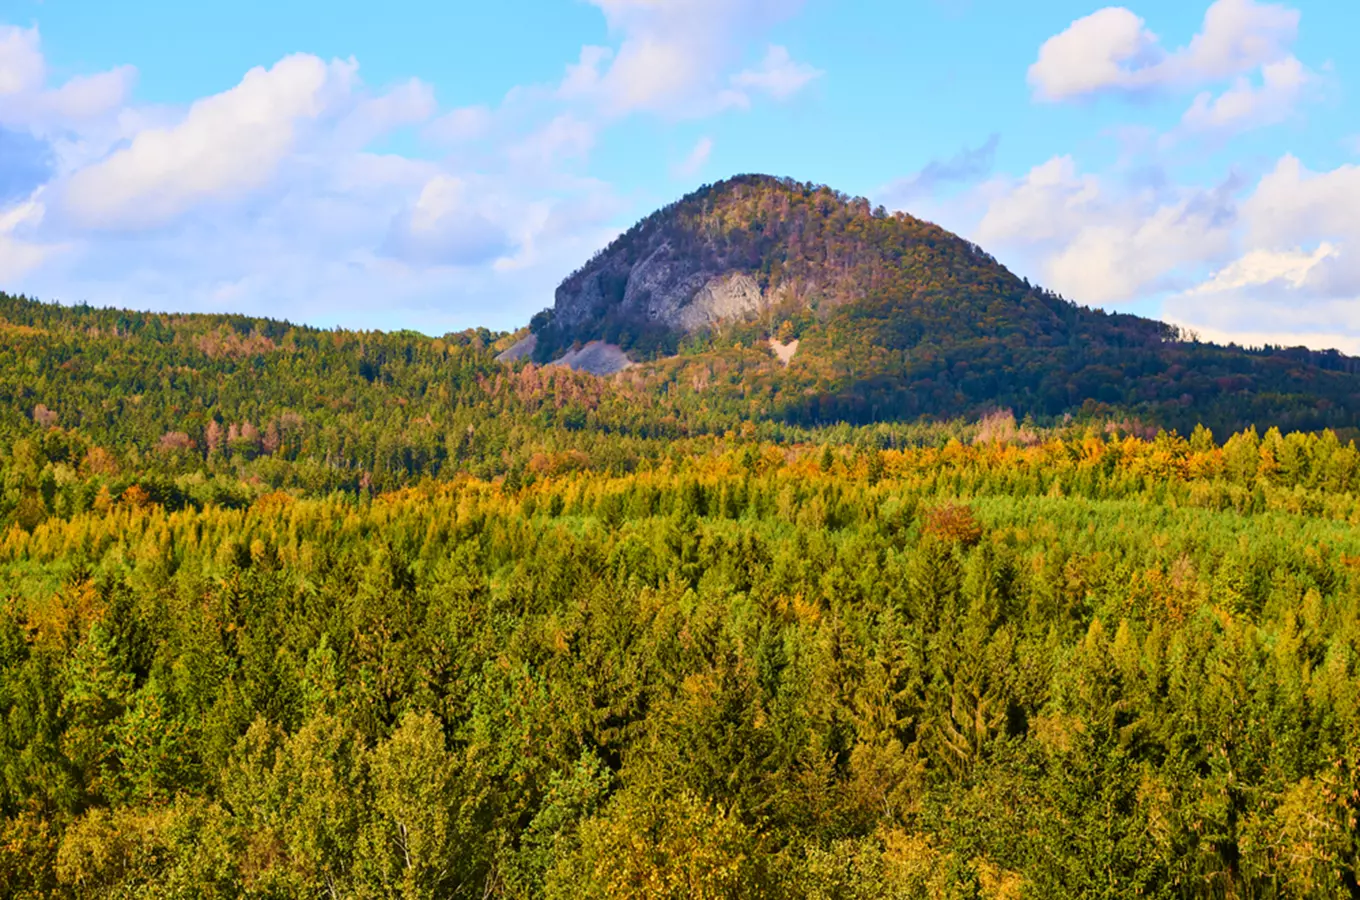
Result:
[554, 239, 777, 336]
[549, 341, 633, 376]
[495, 334, 537, 363]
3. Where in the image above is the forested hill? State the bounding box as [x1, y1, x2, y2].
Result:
[525, 174, 1360, 435]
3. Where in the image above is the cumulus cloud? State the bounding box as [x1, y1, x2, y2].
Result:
[1028, 8, 1162, 102]
[0, 197, 61, 282]
[975, 156, 1238, 304]
[731, 46, 823, 102]
[560, 0, 816, 117]
[1029, 0, 1301, 102]
[1180, 54, 1310, 134]
[0, 25, 47, 96]
[954, 145, 1360, 353]
[1242, 155, 1360, 251]
[0, 25, 136, 133]
[1153, 157, 1360, 349]
[508, 114, 596, 166]
[425, 104, 493, 144]
[59, 55, 353, 231]
[1187, 243, 1337, 295]
[334, 77, 436, 148]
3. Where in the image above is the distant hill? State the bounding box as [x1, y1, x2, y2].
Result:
[522, 174, 1360, 435]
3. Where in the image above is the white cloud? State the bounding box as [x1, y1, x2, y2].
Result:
[1243, 155, 1360, 250]
[1161, 157, 1360, 349]
[1029, 8, 1162, 102]
[40, 68, 138, 122]
[0, 233, 50, 282]
[334, 77, 436, 147]
[731, 45, 823, 101]
[61, 54, 353, 231]
[560, 0, 814, 116]
[1186, 243, 1337, 295]
[975, 156, 1237, 304]
[0, 197, 61, 281]
[0, 25, 136, 133]
[1180, 0, 1299, 81]
[1029, 0, 1301, 102]
[0, 26, 45, 96]
[558, 46, 609, 101]
[425, 104, 493, 144]
[508, 114, 596, 166]
[0, 196, 43, 236]
[960, 151, 1360, 353]
[674, 136, 714, 177]
[1181, 54, 1309, 134]
[382, 175, 514, 267]
[976, 157, 1103, 246]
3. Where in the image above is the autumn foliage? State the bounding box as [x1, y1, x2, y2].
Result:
[922, 502, 984, 546]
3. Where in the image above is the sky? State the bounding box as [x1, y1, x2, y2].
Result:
[1, 0, 1358, 350]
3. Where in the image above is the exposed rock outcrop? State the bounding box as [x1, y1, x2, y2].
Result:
[769, 338, 799, 366]
[496, 334, 537, 363]
[554, 248, 774, 336]
[549, 341, 633, 376]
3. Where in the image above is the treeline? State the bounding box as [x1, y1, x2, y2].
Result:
[8, 404, 1360, 536]
[9, 287, 1360, 460]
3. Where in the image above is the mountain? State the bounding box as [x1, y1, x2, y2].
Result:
[518, 174, 1360, 435]
[528, 173, 1061, 362]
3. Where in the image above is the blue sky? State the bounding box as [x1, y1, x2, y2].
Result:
[2, 0, 1358, 350]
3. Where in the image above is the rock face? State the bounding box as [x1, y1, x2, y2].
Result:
[549, 341, 633, 376]
[554, 246, 773, 336]
[495, 334, 537, 363]
[684, 274, 770, 332]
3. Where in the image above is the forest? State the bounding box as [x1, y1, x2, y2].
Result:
[5, 289, 1360, 897]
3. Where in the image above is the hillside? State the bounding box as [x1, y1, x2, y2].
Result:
[522, 174, 1360, 435]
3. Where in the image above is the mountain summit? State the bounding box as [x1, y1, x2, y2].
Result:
[523, 173, 1053, 367]
[509, 174, 1360, 434]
